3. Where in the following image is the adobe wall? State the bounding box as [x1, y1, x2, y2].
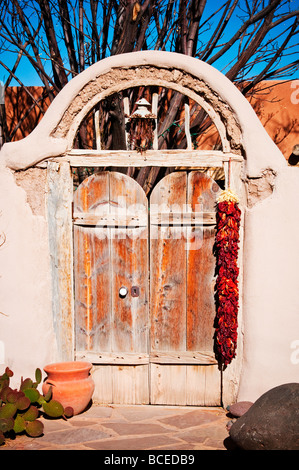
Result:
[5, 81, 298, 161]
[239, 166, 299, 401]
[0, 51, 298, 401]
[0, 166, 57, 385]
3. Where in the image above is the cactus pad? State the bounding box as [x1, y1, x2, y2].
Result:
[0, 403, 17, 419]
[0, 417, 14, 433]
[63, 406, 74, 418]
[25, 420, 44, 437]
[24, 388, 40, 403]
[43, 385, 52, 402]
[22, 405, 39, 422]
[16, 394, 31, 410]
[6, 390, 18, 404]
[42, 400, 64, 418]
[13, 415, 26, 434]
[35, 368, 42, 385]
[20, 378, 33, 391]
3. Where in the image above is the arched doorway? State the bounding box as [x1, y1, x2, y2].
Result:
[1, 50, 293, 407]
[39, 52, 251, 407]
[74, 170, 222, 405]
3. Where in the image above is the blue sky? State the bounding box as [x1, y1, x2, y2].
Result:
[1, 0, 298, 87]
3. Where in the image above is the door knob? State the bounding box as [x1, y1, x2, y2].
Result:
[119, 286, 128, 298]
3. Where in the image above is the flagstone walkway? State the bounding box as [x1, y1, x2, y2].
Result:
[1, 404, 236, 451]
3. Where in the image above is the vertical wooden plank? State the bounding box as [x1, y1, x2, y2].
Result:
[113, 365, 149, 404]
[94, 109, 101, 150]
[74, 172, 111, 353]
[47, 161, 74, 361]
[111, 232, 134, 352]
[224, 161, 229, 189]
[73, 226, 92, 352]
[109, 172, 149, 355]
[92, 365, 113, 404]
[150, 231, 187, 352]
[186, 366, 206, 405]
[186, 365, 221, 406]
[123, 97, 130, 150]
[111, 227, 148, 353]
[150, 172, 187, 353]
[92, 228, 111, 350]
[203, 365, 221, 406]
[74, 225, 111, 352]
[184, 99, 192, 150]
[186, 227, 217, 352]
[186, 172, 220, 352]
[188, 170, 220, 210]
[152, 93, 158, 150]
[150, 364, 186, 405]
[133, 364, 149, 404]
[150, 172, 187, 405]
[113, 366, 134, 404]
[185, 172, 221, 405]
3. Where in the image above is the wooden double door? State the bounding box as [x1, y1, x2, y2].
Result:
[73, 171, 221, 406]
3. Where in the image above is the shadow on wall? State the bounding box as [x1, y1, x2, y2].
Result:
[2, 80, 299, 162]
[246, 80, 299, 162]
[4, 86, 53, 142]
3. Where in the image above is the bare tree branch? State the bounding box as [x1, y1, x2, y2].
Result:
[0, 0, 298, 189]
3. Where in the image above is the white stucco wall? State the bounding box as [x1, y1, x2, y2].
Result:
[0, 167, 56, 387]
[238, 166, 299, 401]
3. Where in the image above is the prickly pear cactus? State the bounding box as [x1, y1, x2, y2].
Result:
[0, 366, 73, 446]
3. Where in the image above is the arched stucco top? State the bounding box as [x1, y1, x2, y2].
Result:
[0, 51, 286, 176]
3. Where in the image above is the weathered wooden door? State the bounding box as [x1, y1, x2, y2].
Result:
[150, 171, 221, 406]
[74, 171, 221, 405]
[73, 172, 149, 404]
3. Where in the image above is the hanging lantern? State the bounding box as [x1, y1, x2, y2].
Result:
[126, 98, 156, 153]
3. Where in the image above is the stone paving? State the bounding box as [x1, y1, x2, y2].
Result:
[1, 404, 235, 451]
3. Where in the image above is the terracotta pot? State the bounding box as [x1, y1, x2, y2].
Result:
[42, 361, 95, 415]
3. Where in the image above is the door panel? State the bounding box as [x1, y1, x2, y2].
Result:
[74, 170, 222, 406]
[150, 171, 221, 406]
[74, 172, 149, 404]
[186, 172, 219, 352]
[74, 225, 111, 352]
[150, 172, 187, 353]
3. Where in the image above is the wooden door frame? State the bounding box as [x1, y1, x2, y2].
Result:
[46, 154, 244, 407]
[42, 47, 246, 409]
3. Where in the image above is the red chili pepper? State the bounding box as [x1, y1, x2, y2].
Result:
[215, 198, 241, 366]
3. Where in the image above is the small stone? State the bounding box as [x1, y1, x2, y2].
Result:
[229, 383, 299, 450]
[226, 419, 236, 431]
[227, 401, 253, 417]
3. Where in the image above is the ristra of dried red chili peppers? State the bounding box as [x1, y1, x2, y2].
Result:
[215, 189, 241, 366]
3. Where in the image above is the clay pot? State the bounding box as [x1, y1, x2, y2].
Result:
[42, 361, 95, 415]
